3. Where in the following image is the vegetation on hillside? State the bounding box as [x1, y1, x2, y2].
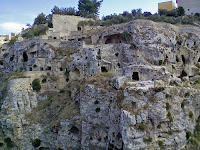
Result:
[78, 7, 200, 27]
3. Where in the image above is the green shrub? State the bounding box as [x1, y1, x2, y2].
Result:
[94, 100, 100, 104]
[165, 94, 172, 98]
[120, 31, 132, 42]
[32, 79, 41, 92]
[22, 25, 48, 39]
[159, 60, 163, 66]
[195, 63, 200, 69]
[3, 53, 8, 58]
[189, 138, 199, 147]
[168, 130, 173, 135]
[9, 35, 18, 44]
[186, 131, 192, 139]
[167, 112, 173, 122]
[131, 101, 136, 107]
[0, 59, 3, 65]
[138, 124, 146, 131]
[143, 137, 152, 143]
[59, 90, 65, 93]
[95, 107, 100, 112]
[189, 111, 193, 118]
[173, 81, 179, 86]
[4, 138, 14, 148]
[158, 140, 163, 146]
[185, 92, 190, 97]
[166, 103, 171, 110]
[31, 138, 41, 147]
[181, 101, 185, 109]
[157, 124, 161, 129]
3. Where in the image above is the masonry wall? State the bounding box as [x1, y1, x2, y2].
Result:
[158, 1, 175, 11]
[177, 0, 200, 15]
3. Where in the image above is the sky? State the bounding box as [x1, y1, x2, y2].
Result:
[0, 0, 177, 35]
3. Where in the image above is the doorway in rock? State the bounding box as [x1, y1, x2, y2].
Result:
[132, 72, 139, 81]
[23, 52, 28, 62]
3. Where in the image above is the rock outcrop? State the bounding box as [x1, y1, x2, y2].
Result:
[0, 19, 200, 150]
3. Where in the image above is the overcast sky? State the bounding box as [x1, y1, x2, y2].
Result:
[0, 0, 177, 35]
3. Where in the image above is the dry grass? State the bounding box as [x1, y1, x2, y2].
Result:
[49, 44, 79, 62]
[84, 72, 115, 91]
[25, 90, 79, 127]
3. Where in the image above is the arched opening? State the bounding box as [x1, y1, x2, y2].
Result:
[69, 126, 79, 134]
[132, 72, 139, 81]
[101, 66, 108, 72]
[29, 67, 32, 71]
[60, 68, 63, 71]
[182, 55, 185, 64]
[23, 52, 28, 62]
[40, 67, 44, 71]
[77, 27, 81, 31]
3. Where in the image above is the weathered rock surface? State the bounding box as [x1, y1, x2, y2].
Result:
[0, 19, 200, 150]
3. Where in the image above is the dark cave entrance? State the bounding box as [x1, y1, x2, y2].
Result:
[23, 52, 28, 62]
[198, 57, 200, 62]
[178, 70, 187, 78]
[181, 55, 185, 65]
[101, 66, 108, 72]
[132, 72, 139, 81]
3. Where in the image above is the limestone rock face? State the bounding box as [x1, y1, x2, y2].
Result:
[0, 19, 200, 149]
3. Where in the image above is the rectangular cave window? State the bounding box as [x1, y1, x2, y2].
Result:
[40, 67, 44, 71]
[132, 72, 139, 81]
[29, 67, 32, 71]
[46, 66, 51, 71]
[60, 68, 63, 71]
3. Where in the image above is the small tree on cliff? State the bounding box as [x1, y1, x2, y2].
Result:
[34, 13, 47, 25]
[78, 0, 103, 18]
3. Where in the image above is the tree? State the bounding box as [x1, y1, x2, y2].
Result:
[177, 6, 185, 16]
[78, 0, 103, 18]
[51, 6, 77, 15]
[46, 14, 53, 28]
[131, 8, 142, 17]
[34, 13, 47, 25]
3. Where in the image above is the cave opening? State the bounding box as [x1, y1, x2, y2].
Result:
[182, 55, 185, 64]
[23, 52, 28, 62]
[132, 72, 139, 81]
[179, 70, 187, 78]
[69, 126, 79, 134]
[101, 66, 108, 72]
[10, 55, 14, 61]
[46, 66, 51, 71]
[198, 57, 200, 62]
[77, 26, 81, 31]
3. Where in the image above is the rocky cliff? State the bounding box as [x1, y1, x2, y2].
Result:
[0, 19, 200, 150]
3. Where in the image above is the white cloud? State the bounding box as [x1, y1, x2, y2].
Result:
[0, 22, 26, 33]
